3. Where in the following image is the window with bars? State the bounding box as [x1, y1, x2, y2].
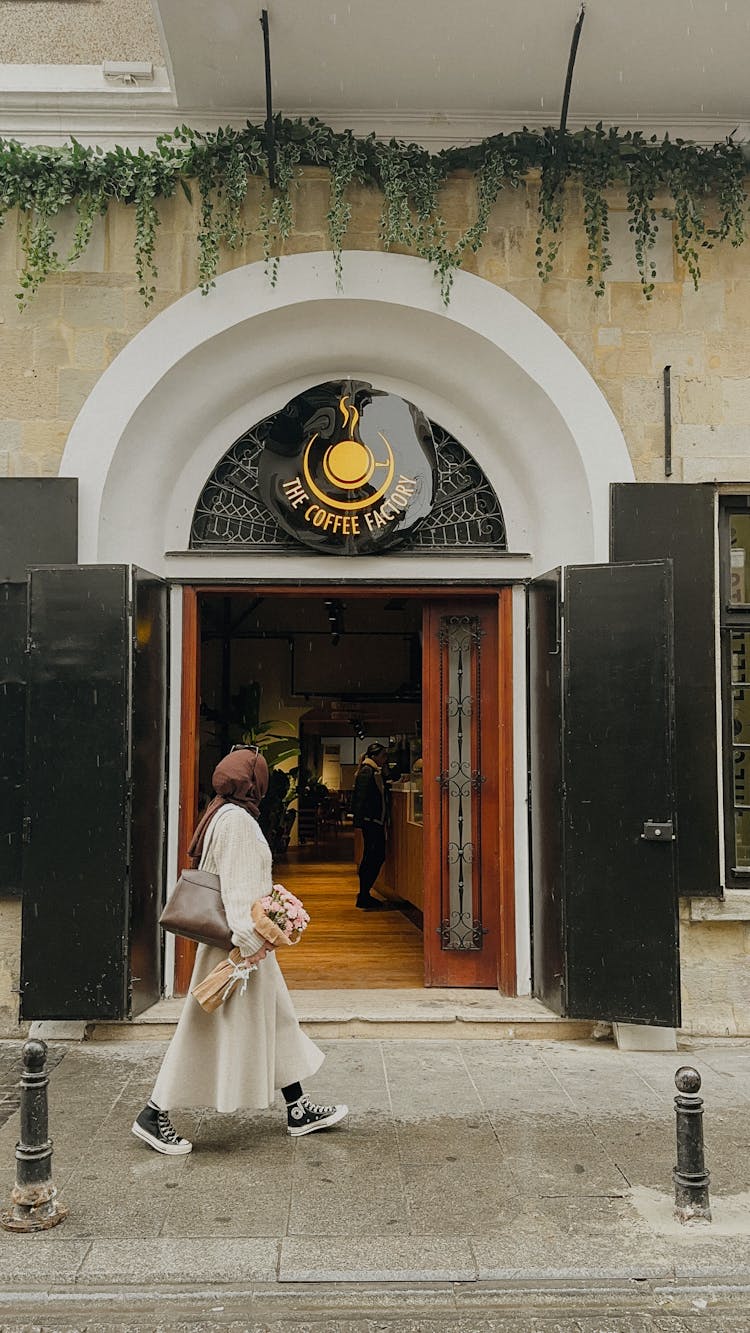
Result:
[720, 497, 750, 885]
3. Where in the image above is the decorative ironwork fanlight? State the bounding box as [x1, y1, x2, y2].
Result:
[190, 389, 506, 556]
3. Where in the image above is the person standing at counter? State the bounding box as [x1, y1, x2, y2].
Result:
[352, 742, 392, 910]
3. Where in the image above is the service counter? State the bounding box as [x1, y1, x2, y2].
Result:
[378, 781, 424, 911]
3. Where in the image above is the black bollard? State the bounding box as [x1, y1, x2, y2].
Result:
[673, 1065, 711, 1224]
[1, 1038, 68, 1232]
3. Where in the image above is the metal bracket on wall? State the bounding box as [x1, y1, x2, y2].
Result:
[663, 365, 673, 477]
[558, 4, 586, 145]
[259, 9, 276, 189]
[550, 584, 562, 656]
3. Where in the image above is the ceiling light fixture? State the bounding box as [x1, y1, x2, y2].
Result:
[325, 599, 344, 646]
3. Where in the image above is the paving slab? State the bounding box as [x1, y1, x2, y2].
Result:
[0, 1237, 92, 1285]
[393, 1112, 500, 1166]
[470, 1233, 675, 1282]
[279, 1235, 477, 1282]
[492, 1116, 630, 1198]
[77, 1237, 280, 1284]
[158, 1150, 294, 1239]
[288, 1139, 410, 1236]
[191, 1105, 288, 1149]
[303, 1039, 391, 1111]
[57, 1161, 187, 1240]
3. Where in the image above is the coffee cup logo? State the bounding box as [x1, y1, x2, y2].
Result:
[257, 381, 436, 555]
[303, 395, 395, 510]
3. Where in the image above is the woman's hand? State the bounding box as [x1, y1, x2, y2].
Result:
[242, 941, 275, 966]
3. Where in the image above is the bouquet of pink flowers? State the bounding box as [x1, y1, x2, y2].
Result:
[251, 883, 310, 947]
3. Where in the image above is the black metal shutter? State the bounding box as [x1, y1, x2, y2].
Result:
[527, 570, 565, 1014]
[529, 561, 680, 1027]
[0, 585, 28, 895]
[564, 562, 679, 1025]
[128, 569, 169, 1017]
[0, 479, 78, 897]
[611, 483, 720, 896]
[21, 565, 167, 1021]
[0, 479, 77, 582]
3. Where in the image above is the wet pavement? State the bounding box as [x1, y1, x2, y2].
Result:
[1, 1036, 750, 1328]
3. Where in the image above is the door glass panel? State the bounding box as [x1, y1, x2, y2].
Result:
[732, 746, 750, 809]
[729, 515, 750, 604]
[730, 640, 750, 858]
[734, 808, 750, 869]
[731, 632, 750, 683]
[733, 687, 750, 745]
[439, 615, 484, 950]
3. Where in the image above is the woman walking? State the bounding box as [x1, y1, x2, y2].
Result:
[132, 746, 347, 1155]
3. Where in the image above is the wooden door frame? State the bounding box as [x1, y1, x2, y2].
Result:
[497, 588, 516, 994]
[174, 583, 516, 996]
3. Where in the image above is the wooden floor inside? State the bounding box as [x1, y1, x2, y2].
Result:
[274, 832, 424, 989]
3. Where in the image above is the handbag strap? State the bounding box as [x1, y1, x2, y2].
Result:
[197, 805, 231, 869]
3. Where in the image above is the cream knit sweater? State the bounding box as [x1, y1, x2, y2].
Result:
[200, 804, 271, 957]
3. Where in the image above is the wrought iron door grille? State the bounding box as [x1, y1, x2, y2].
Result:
[438, 615, 487, 951]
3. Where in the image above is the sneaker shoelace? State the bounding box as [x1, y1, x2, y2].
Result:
[300, 1097, 335, 1117]
[157, 1110, 183, 1144]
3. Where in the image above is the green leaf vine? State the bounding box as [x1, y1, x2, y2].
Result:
[0, 117, 746, 309]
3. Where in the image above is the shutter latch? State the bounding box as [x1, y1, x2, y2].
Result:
[641, 819, 675, 842]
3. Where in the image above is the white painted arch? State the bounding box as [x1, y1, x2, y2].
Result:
[61, 250, 634, 580]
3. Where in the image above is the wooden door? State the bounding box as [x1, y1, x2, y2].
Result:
[423, 597, 508, 988]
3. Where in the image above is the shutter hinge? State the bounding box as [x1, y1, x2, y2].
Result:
[22, 816, 31, 844]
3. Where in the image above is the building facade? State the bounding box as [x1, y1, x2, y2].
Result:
[2, 1, 750, 1037]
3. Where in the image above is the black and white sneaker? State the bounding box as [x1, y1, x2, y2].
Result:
[287, 1095, 349, 1137]
[131, 1105, 193, 1156]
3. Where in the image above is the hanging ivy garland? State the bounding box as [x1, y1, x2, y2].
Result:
[0, 118, 745, 308]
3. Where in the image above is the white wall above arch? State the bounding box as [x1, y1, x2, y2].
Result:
[60, 250, 634, 580]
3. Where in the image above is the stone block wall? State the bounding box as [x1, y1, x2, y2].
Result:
[680, 906, 750, 1037]
[1, 169, 749, 1034]
[0, 902, 26, 1039]
[1, 172, 750, 485]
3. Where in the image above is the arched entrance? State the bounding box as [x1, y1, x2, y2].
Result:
[57, 252, 635, 1002]
[60, 250, 633, 573]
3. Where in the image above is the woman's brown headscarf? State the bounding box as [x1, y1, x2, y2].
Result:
[188, 748, 270, 860]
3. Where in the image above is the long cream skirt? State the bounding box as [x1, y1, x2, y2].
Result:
[152, 945, 324, 1113]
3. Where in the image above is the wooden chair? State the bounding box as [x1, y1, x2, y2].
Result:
[319, 793, 342, 839]
[296, 805, 320, 844]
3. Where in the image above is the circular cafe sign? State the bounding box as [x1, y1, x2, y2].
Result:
[256, 380, 436, 554]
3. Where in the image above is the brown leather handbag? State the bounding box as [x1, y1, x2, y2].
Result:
[159, 868, 233, 951]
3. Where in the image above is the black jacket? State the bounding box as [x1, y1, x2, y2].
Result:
[352, 760, 389, 827]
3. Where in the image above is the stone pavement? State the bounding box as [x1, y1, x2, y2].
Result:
[1, 1037, 750, 1328]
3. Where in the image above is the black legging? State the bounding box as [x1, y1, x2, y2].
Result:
[358, 822, 386, 898]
